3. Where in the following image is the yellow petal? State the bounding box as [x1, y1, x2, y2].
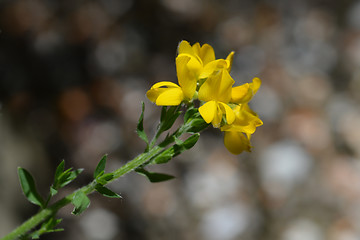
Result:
[146, 81, 183, 105]
[156, 88, 184, 106]
[192, 42, 201, 56]
[151, 81, 182, 89]
[251, 77, 261, 95]
[146, 88, 163, 103]
[199, 100, 217, 124]
[146, 81, 179, 103]
[198, 72, 220, 102]
[212, 104, 223, 128]
[199, 59, 227, 79]
[221, 104, 263, 133]
[223, 131, 252, 154]
[231, 84, 250, 103]
[176, 55, 197, 100]
[226, 51, 234, 72]
[218, 102, 235, 125]
[217, 69, 235, 103]
[199, 43, 215, 65]
[186, 56, 203, 75]
[241, 104, 263, 127]
[221, 120, 257, 133]
[231, 77, 261, 104]
[198, 68, 234, 102]
[178, 40, 193, 55]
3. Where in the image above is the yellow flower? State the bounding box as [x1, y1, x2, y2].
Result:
[198, 68, 236, 127]
[220, 77, 262, 155]
[177, 40, 234, 80]
[221, 104, 263, 154]
[146, 55, 197, 105]
[231, 77, 261, 104]
[147, 40, 235, 106]
[223, 131, 252, 154]
[146, 81, 184, 105]
[146, 40, 263, 155]
[221, 104, 263, 133]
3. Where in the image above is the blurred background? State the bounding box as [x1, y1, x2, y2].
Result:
[1, 0, 360, 239]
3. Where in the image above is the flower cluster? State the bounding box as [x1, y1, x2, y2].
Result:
[147, 40, 262, 154]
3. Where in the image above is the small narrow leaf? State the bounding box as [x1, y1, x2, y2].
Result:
[31, 217, 63, 238]
[71, 191, 90, 215]
[96, 172, 114, 185]
[160, 106, 167, 122]
[159, 108, 181, 132]
[158, 133, 176, 148]
[182, 133, 200, 149]
[153, 133, 200, 165]
[184, 116, 209, 133]
[184, 106, 197, 123]
[50, 187, 58, 197]
[51, 160, 66, 196]
[54, 160, 65, 183]
[57, 168, 83, 188]
[95, 184, 121, 198]
[53, 167, 72, 189]
[150, 149, 174, 164]
[136, 168, 175, 182]
[136, 102, 149, 144]
[94, 154, 107, 178]
[18, 167, 44, 208]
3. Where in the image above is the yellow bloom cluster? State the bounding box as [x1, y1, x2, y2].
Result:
[147, 40, 262, 154]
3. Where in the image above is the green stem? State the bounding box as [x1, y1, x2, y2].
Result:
[0, 146, 163, 240]
[112, 146, 161, 179]
[149, 105, 182, 149]
[1, 209, 52, 240]
[1, 104, 204, 240]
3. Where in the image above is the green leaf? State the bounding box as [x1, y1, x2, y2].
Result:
[30, 217, 63, 239]
[136, 102, 149, 144]
[71, 191, 90, 215]
[152, 133, 200, 165]
[54, 160, 65, 183]
[158, 106, 182, 134]
[160, 106, 167, 122]
[94, 154, 107, 178]
[57, 168, 84, 189]
[50, 160, 66, 197]
[150, 149, 174, 164]
[158, 133, 176, 148]
[184, 106, 198, 123]
[182, 133, 200, 149]
[96, 172, 114, 185]
[135, 168, 175, 182]
[184, 116, 209, 133]
[161, 111, 181, 132]
[54, 167, 71, 186]
[18, 168, 45, 208]
[50, 187, 58, 197]
[95, 185, 121, 198]
[42, 217, 63, 232]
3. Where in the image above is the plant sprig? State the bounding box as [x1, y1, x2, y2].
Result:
[1, 101, 209, 240]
